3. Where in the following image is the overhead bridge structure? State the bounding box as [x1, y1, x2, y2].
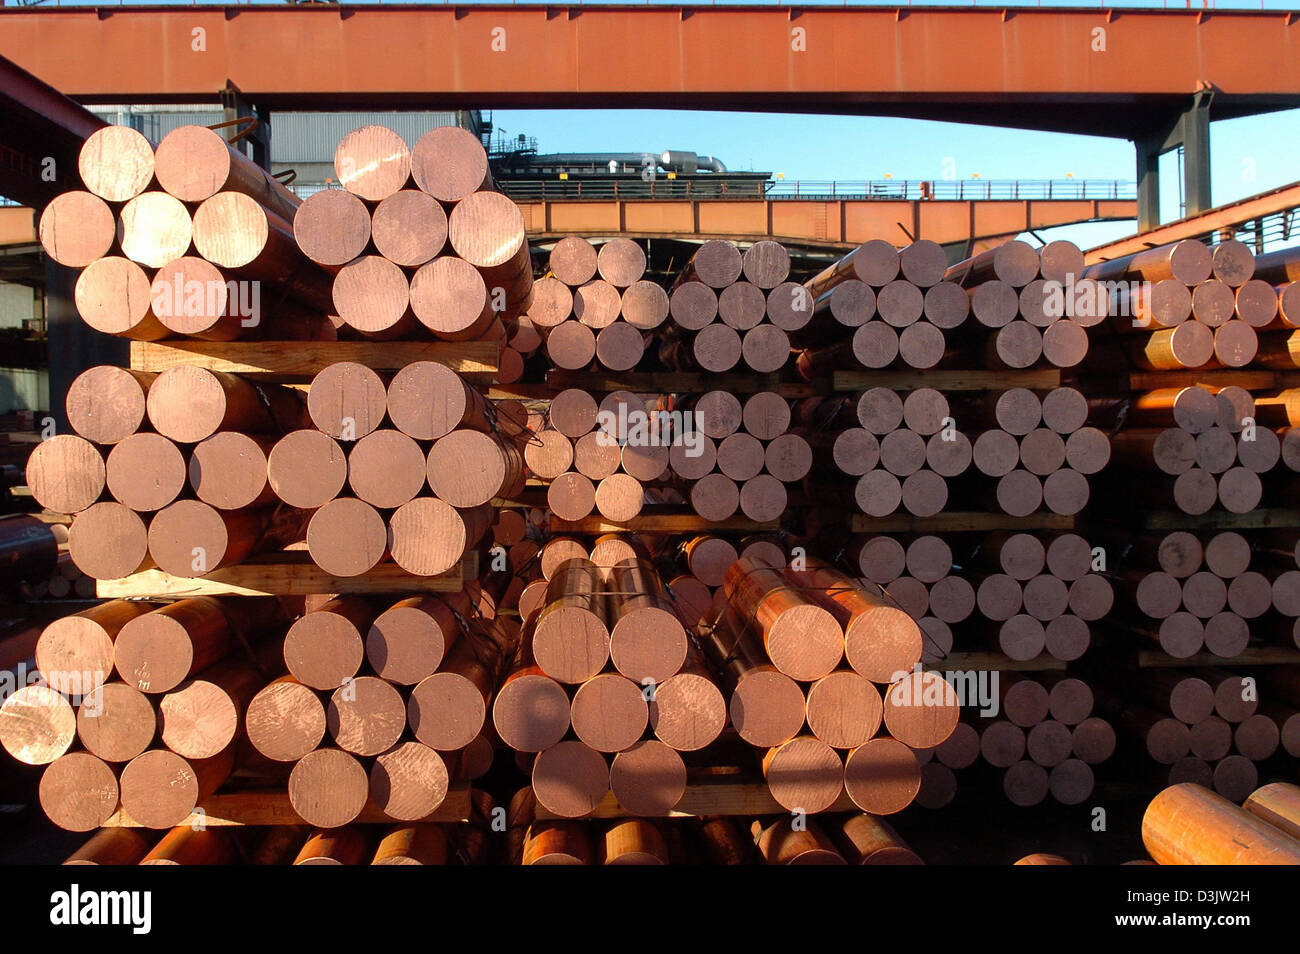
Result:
[1, 4, 1299, 230]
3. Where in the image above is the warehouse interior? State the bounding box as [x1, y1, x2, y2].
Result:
[0, 4, 1298, 874]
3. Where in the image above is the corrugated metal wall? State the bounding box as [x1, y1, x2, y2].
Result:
[88, 107, 479, 165]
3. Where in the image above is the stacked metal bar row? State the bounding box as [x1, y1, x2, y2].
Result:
[42, 124, 334, 341]
[849, 530, 1113, 664]
[29, 124, 541, 582]
[0, 582, 514, 832]
[56, 807, 923, 865]
[525, 387, 812, 523]
[1075, 242, 1300, 792]
[915, 673, 1115, 809]
[24, 359, 517, 579]
[292, 123, 531, 340]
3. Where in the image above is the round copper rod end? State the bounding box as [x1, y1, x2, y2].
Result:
[79, 126, 155, 202]
[307, 498, 388, 577]
[806, 671, 883, 749]
[289, 747, 369, 829]
[245, 678, 326, 762]
[609, 741, 686, 816]
[531, 741, 609, 818]
[335, 125, 413, 202]
[38, 191, 115, 267]
[764, 736, 844, 813]
[844, 737, 922, 815]
[730, 670, 805, 748]
[370, 742, 451, 822]
[40, 753, 120, 832]
[883, 670, 960, 748]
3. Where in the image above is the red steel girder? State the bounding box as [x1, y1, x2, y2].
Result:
[1, 7, 1298, 136]
[0, 56, 104, 206]
[518, 197, 1137, 249]
[1086, 181, 1300, 263]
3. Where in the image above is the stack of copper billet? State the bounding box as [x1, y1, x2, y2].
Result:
[24, 356, 516, 581]
[523, 386, 811, 524]
[42, 123, 334, 343]
[1140, 781, 1300, 864]
[797, 238, 1094, 377]
[30, 127, 534, 583]
[807, 385, 1109, 519]
[293, 124, 531, 343]
[916, 673, 1115, 810]
[0, 581, 516, 834]
[512, 789, 924, 865]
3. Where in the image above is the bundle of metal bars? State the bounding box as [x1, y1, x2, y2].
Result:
[9, 117, 1300, 860]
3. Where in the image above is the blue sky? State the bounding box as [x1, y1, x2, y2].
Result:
[491, 107, 1300, 246]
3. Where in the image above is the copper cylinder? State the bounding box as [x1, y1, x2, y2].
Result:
[156, 124, 301, 223]
[408, 621, 511, 751]
[493, 617, 572, 753]
[1243, 782, 1300, 841]
[531, 740, 609, 819]
[602, 818, 670, 864]
[111, 597, 261, 695]
[371, 825, 449, 865]
[39, 190, 116, 267]
[805, 239, 900, 299]
[834, 813, 923, 864]
[427, 429, 525, 508]
[147, 365, 306, 444]
[74, 256, 169, 340]
[783, 556, 921, 683]
[368, 742, 451, 822]
[698, 604, 805, 748]
[118, 746, 234, 829]
[647, 641, 726, 752]
[1143, 782, 1300, 864]
[138, 826, 236, 865]
[946, 240, 1039, 288]
[1086, 240, 1214, 285]
[295, 188, 371, 266]
[0, 685, 75, 766]
[522, 822, 594, 865]
[191, 192, 334, 314]
[63, 827, 155, 865]
[293, 827, 370, 865]
[531, 558, 609, 684]
[158, 647, 277, 760]
[758, 819, 847, 865]
[333, 124, 412, 202]
[607, 557, 688, 684]
[723, 556, 843, 681]
[288, 747, 370, 829]
[245, 674, 327, 763]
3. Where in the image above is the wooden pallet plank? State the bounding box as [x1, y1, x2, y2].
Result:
[546, 369, 812, 398]
[532, 777, 856, 821]
[130, 340, 499, 381]
[1138, 646, 1300, 668]
[832, 369, 1061, 393]
[101, 785, 473, 827]
[926, 652, 1067, 672]
[850, 512, 1075, 533]
[1141, 509, 1300, 531]
[550, 514, 778, 534]
[95, 552, 475, 598]
[1126, 369, 1298, 392]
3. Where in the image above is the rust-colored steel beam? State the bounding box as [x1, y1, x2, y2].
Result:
[2, 8, 1299, 136]
[1087, 181, 1300, 265]
[520, 198, 1136, 251]
[0, 55, 104, 205]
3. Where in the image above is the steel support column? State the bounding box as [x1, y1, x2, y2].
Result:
[1134, 90, 1213, 232]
